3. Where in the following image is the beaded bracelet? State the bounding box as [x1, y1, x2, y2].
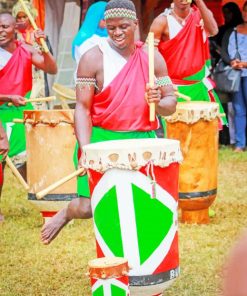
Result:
[155, 76, 173, 87]
[76, 77, 99, 90]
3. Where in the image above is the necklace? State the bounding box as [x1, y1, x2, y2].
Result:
[171, 8, 192, 26]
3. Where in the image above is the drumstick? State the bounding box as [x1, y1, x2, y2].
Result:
[7, 96, 56, 106]
[6, 156, 29, 190]
[19, 0, 49, 53]
[148, 32, 156, 122]
[36, 168, 85, 200]
[174, 91, 191, 101]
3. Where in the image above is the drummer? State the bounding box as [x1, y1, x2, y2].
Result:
[0, 13, 57, 222]
[149, 0, 227, 124]
[41, 0, 177, 244]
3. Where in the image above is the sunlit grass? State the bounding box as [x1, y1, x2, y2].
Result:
[0, 147, 247, 295]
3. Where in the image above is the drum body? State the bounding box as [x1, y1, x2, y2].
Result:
[83, 139, 182, 296]
[88, 257, 130, 296]
[165, 102, 219, 224]
[24, 110, 77, 221]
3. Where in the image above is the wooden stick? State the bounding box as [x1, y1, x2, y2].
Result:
[36, 168, 85, 200]
[13, 119, 24, 124]
[174, 91, 191, 101]
[6, 156, 29, 190]
[148, 32, 156, 122]
[8, 96, 56, 106]
[19, 0, 49, 53]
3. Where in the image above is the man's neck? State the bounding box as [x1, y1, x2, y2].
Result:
[173, 6, 191, 17]
[1, 40, 17, 54]
[108, 40, 136, 60]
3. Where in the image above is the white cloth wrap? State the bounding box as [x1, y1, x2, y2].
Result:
[82, 138, 183, 173]
[165, 102, 220, 124]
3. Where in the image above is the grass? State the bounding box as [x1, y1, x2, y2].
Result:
[0, 147, 247, 296]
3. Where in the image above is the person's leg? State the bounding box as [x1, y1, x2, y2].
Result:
[0, 162, 4, 222]
[227, 101, 235, 146]
[232, 78, 246, 151]
[41, 197, 92, 244]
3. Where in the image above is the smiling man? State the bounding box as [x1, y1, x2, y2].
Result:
[41, 0, 177, 244]
[0, 13, 57, 222]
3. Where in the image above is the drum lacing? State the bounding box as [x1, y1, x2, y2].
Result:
[146, 160, 157, 199]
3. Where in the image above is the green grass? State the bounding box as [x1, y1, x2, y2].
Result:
[0, 148, 247, 296]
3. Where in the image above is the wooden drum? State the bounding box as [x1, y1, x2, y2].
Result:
[165, 102, 219, 224]
[24, 110, 77, 222]
[88, 257, 130, 295]
[83, 138, 182, 295]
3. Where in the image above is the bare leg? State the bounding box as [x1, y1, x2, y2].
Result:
[0, 162, 5, 223]
[41, 197, 92, 245]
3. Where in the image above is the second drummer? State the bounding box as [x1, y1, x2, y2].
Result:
[41, 0, 177, 244]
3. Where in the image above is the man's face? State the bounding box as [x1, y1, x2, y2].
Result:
[106, 17, 137, 50]
[173, 0, 191, 10]
[16, 11, 30, 30]
[242, 5, 247, 23]
[0, 15, 16, 48]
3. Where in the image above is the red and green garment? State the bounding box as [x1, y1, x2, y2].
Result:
[74, 42, 159, 198]
[0, 41, 34, 159]
[158, 5, 227, 126]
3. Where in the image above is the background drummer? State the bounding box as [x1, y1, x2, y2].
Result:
[41, 0, 177, 244]
[0, 13, 57, 222]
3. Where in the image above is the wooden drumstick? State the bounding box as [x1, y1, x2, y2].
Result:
[174, 91, 191, 101]
[6, 156, 29, 190]
[19, 0, 49, 53]
[148, 32, 156, 122]
[8, 96, 56, 106]
[36, 168, 85, 200]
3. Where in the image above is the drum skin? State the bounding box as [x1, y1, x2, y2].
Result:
[166, 118, 219, 224]
[24, 110, 77, 220]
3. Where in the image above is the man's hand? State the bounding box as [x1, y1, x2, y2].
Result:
[145, 83, 162, 104]
[78, 155, 87, 176]
[34, 29, 47, 46]
[231, 59, 243, 70]
[10, 95, 27, 106]
[0, 132, 9, 160]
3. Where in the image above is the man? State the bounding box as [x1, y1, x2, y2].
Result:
[0, 13, 57, 222]
[149, 0, 227, 124]
[41, 0, 177, 244]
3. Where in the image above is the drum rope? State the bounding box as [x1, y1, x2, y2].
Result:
[146, 160, 157, 199]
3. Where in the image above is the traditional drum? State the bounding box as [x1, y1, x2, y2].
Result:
[83, 138, 182, 296]
[165, 102, 219, 224]
[24, 110, 77, 222]
[88, 257, 130, 296]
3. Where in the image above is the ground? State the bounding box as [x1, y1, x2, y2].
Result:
[0, 147, 247, 296]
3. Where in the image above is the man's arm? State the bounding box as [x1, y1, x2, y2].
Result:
[194, 0, 218, 36]
[0, 94, 26, 106]
[24, 29, 57, 74]
[74, 47, 101, 167]
[145, 49, 177, 117]
[0, 122, 9, 160]
[149, 15, 167, 43]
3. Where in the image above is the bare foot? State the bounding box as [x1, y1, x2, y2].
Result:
[41, 208, 70, 245]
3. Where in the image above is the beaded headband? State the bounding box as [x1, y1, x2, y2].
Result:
[104, 8, 137, 20]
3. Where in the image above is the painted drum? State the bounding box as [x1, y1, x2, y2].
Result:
[83, 138, 182, 295]
[24, 110, 77, 222]
[88, 257, 130, 296]
[165, 102, 219, 224]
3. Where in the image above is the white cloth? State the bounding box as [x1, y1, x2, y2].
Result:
[75, 37, 127, 89]
[98, 38, 127, 89]
[0, 47, 12, 70]
[167, 15, 183, 39]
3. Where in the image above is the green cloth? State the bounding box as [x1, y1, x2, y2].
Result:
[0, 92, 33, 157]
[74, 126, 157, 198]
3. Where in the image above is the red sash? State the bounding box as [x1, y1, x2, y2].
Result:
[0, 42, 32, 99]
[91, 42, 159, 131]
[158, 6, 210, 81]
